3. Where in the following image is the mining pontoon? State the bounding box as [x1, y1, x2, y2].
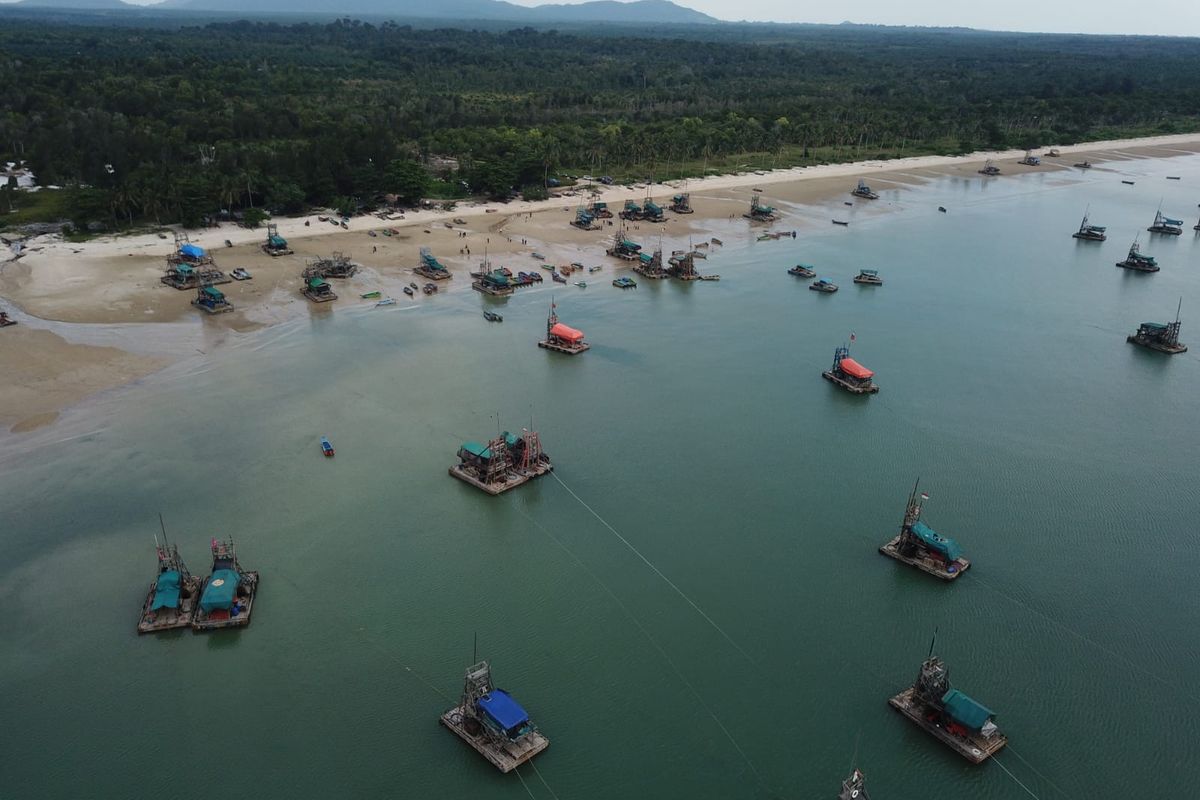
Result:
[853, 269, 883, 286]
[788, 264, 816, 278]
[633, 248, 669, 280]
[473, 271, 516, 297]
[879, 481, 969, 579]
[619, 199, 643, 221]
[306, 251, 360, 278]
[810, 279, 839, 293]
[1072, 211, 1107, 241]
[837, 768, 871, 800]
[669, 192, 694, 214]
[1018, 150, 1041, 166]
[888, 640, 1006, 763]
[261, 223, 293, 256]
[822, 345, 878, 394]
[1128, 300, 1187, 354]
[667, 250, 699, 280]
[606, 227, 642, 261]
[191, 285, 234, 314]
[1148, 210, 1183, 235]
[977, 160, 1000, 176]
[641, 198, 666, 223]
[571, 207, 599, 230]
[449, 428, 552, 495]
[162, 237, 230, 289]
[137, 523, 202, 634]
[588, 200, 613, 219]
[851, 179, 880, 200]
[744, 195, 779, 222]
[538, 302, 589, 354]
[440, 659, 549, 773]
[302, 276, 337, 302]
[192, 538, 259, 632]
[415, 247, 452, 280]
[1116, 241, 1159, 272]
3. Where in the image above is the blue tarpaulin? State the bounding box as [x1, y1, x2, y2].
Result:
[199, 568, 239, 612]
[910, 520, 963, 561]
[179, 243, 206, 259]
[478, 689, 529, 734]
[942, 689, 994, 731]
[150, 569, 181, 611]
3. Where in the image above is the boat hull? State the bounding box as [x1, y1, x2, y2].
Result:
[439, 705, 549, 773]
[888, 687, 1006, 763]
[879, 535, 968, 580]
[1127, 335, 1188, 354]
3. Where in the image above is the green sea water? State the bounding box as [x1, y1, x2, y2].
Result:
[3, 156, 1200, 799]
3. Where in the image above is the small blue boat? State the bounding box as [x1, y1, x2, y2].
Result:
[320, 437, 335, 457]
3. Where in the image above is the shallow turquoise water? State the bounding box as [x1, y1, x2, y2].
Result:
[2, 155, 1200, 799]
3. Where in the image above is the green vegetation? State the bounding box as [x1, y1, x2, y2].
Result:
[2, 17, 1199, 229]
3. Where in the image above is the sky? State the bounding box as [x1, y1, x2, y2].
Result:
[503, 0, 1200, 37]
[13, 0, 1200, 36]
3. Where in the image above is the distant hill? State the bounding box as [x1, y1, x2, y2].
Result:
[12, 0, 718, 24]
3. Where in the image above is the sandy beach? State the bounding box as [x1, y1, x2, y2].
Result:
[3, 132, 1200, 434]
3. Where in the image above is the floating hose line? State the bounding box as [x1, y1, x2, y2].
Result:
[517, 507, 769, 792]
[513, 766, 539, 800]
[1002, 745, 1074, 800]
[993, 755, 1044, 800]
[529, 760, 562, 800]
[549, 471, 758, 667]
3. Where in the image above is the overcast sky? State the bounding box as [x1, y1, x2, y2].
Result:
[505, 0, 1200, 37]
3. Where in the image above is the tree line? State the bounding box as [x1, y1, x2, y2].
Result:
[2, 16, 1199, 229]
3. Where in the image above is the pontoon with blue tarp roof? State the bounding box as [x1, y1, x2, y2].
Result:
[879, 480, 970, 580]
[440, 660, 549, 772]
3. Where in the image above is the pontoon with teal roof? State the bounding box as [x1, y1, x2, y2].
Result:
[192, 538, 259, 632]
[879, 480, 969, 580]
[137, 519, 202, 634]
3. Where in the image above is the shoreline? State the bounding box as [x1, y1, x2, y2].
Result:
[3, 131, 1199, 434]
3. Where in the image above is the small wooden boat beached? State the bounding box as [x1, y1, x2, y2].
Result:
[574, 281, 587, 288]
[403, 286, 415, 296]
[231, 267, 252, 281]
[0, 312, 17, 328]
[1074, 161, 1092, 169]
[588, 266, 602, 273]
[532, 252, 546, 260]
[711, 238, 723, 246]
[361, 290, 382, 299]
[376, 298, 397, 306]
[224, 239, 233, 248]
[552, 273, 566, 283]
[321, 436, 335, 457]
[368, 230, 377, 237]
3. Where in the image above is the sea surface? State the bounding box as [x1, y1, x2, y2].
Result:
[3, 154, 1200, 799]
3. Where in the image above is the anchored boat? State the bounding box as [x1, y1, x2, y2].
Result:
[1072, 210, 1107, 241]
[978, 160, 1000, 176]
[538, 301, 589, 355]
[822, 345, 878, 394]
[837, 769, 871, 800]
[1148, 210, 1183, 235]
[612, 276, 638, 289]
[851, 178, 880, 200]
[879, 480, 969, 579]
[853, 269, 883, 286]
[788, 264, 816, 278]
[888, 637, 1007, 763]
[192, 538, 259, 632]
[810, 279, 839, 293]
[1116, 241, 1159, 272]
[1128, 299, 1187, 354]
[449, 428, 552, 495]
[440, 659, 549, 773]
[137, 518, 202, 634]
[320, 436, 335, 457]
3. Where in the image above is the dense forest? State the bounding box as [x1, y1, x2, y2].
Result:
[3, 15, 1200, 229]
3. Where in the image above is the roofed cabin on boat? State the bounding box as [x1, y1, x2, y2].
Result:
[1116, 241, 1159, 272]
[1128, 303, 1186, 354]
[192, 538, 259, 632]
[137, 539, 202, 634]
[440, 660, 549, 773]
[822, 346, 877, 394]
[302, 276, 337, 302]
[879, 482, 969, 580]
[538, 302, 589, 354]
[449, 429, 552, 495]
[888, 651, 1007, 763]
[851, 179, 879, 199]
